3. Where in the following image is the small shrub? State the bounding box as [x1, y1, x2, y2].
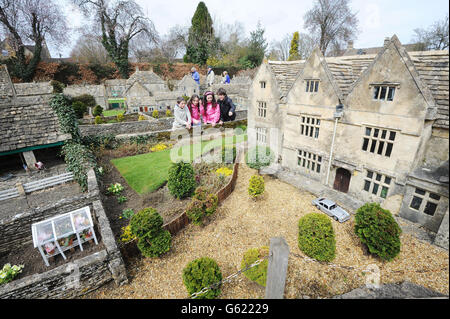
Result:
[165, 110, 172, 117]
[298, 213, 336, 262]
[186, 187, 218, 225]
[117, 113, 124, 122]
[138, 114, 146, 121]
[150, 143, 168, 152]
[186, 198, 205, 225]
[72, 101, 87, 119]
[107, 183, 124, 195]
[0, 263, 24, 285]
[241, 246, 269, 286]
[93, 105, 103, 117]
[248, 175, 265, 198]
[182, 257, 222, 299]
[72, 94, 96, 108]
[129, 207, 171, 257]
[117, 195, 127, 204]
[94, 115, 103, 125]
[167, 162, 196, 199]
[120, 208, 135, 220]
[215, 167, 233, 177]
[354, 203, 402, 261]
[246, 146, 274, 170]
[120, 225, 136, 243]
[152, 109, 159, 118]
[50, 80, 65, 93]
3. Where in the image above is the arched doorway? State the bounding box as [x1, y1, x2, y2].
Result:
[333, 168, 351, 193]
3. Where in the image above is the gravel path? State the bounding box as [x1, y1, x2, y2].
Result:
[85, 164, 449, 299]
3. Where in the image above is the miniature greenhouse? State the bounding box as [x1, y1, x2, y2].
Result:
[31, 206, 98, 266]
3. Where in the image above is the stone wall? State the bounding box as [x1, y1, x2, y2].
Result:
[79, 110, 248, 137]
[0, 169, 128, 298]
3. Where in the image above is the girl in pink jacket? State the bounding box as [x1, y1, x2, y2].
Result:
[187, 94, 204, 126]
[202, 91, 221, 127]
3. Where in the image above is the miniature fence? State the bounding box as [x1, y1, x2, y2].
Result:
[0, 188, 20, 201]
[22, 172, 74, 193]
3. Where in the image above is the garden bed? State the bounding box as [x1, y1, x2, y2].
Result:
[83, 162, 449, 299]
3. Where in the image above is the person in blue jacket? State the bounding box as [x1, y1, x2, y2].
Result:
[221, 71, 230, 84]
[191, 67, 200, 85]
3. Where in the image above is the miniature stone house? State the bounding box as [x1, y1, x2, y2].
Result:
[248, 35, 449, 249]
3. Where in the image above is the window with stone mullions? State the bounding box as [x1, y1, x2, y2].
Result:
[301, 116, 320, 138]
[363, 170, 392, 199]
[297, 149, 322, 173]
[257, 101, 267, 118]
[409, 188, 441, 216]
[362, 127, 396, 157]
[373, 85, 396, 101]
[256, 127, 267, 144]
[305, 80, 319, 93]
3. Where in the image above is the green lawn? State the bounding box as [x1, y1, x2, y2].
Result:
[103, 109, 125, 117]
[111, 134, 247, 194]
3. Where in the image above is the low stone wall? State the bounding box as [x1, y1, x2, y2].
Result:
[0, 169, 128, 299]
[79, 110, 247, 137]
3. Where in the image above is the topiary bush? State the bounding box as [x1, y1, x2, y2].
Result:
[72, 101, 87, 119]
[94, 115, 103, 125]
[248, 175, 265, 199]
[241, 246, 269, 287]
[354, 202, 402, 261]
[182, 257, 222, 299]
[167, 162, 196, 199]
[166, 109, 172, 117]
[50, 80, 66, 93]
[246, 146, 275, 170]
[117, 113, 124, 122]
[129, 207, 171, 257]
[298, 213, 336, 262]
[92, 105, 103, 117]
[152, 109, 159, 118]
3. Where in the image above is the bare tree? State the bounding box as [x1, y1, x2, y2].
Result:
[411, 14, 449, 50]
[0, 0, 69, 81]
[70, 28, 111, 64]
[73, 0, 159, 78]
[303, 0, 359, 55]
[270, 32, 316, 61]
[270, 34, 291, 61]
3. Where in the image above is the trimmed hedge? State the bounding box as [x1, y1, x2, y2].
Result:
[241, 246, 269, 287]
[298, 213, 336, 262]
[248, 175, 265, 198]
[182, 257, 222, 299]
[354, 202, 402, 261]
[168, 162, 196, 199]
[129, 207, 172, 258]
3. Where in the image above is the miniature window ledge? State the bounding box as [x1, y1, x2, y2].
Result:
[31, 206, 98, 267]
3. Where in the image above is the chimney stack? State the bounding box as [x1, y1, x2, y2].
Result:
[384, 37, 390, 47]
[347, 40, 354, 49]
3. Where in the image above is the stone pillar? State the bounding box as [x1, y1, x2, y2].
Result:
[265, 237, 290, 299]
[434, 208, 449, 250]
[22, 150, 36, 168]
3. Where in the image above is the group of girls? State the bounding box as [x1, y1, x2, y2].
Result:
[172, 88, 236, 130]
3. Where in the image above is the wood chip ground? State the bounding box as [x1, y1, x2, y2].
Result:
[84, 164, 449, 299]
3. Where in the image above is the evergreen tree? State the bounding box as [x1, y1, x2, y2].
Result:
[240, 22, 267, 68]
[184, 2, 215, 64]
[288, 31, 301, 61]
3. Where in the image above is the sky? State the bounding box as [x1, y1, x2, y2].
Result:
[50, 0, 449, 58]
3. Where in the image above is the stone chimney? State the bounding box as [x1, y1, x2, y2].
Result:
[347, 40, 354, 49]
[384, 37, 390, 47]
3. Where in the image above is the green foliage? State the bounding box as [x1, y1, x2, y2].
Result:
[53, 62, 80, 84]
[246, 146, 274, 170]
[184, 1, 215, 64]
[298, 213, 336, 262]
[61, 141, 97, 191]
[182, 257, 222, 299]
[93, 105, 104, 117]
[88, 63, 116, 81]
[167, 162, 196, 199]
[81, 133, 118, 150]
[50, 94, 80, 141]
[72, 94, 97, 108]
[108, 182, 124, 195]
[117, 195, 127, 204]
[239, 23, 268, 68]
[248, 175, 265, 198]
[241, 247, 269, 286]
[288, 31, 301, 61]
[94, 115, 104, 125]
[354, 203, 402, 261]
[50, 80, 66, 93]
[129, 207, 172, 257]
[117, 113, 124, 122]
[0, 263, 24, 285]
[165, 110, 172, 117]
[72, 101, 87, 119]
[186, 187, 218, 225]
[121, 208, 135, 220]
[152, 109, 159, 118]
